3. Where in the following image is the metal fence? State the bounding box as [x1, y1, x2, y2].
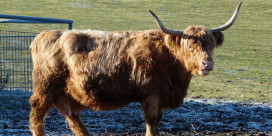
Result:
[0, 30, 37, 90]
[0, 14, 73, 91]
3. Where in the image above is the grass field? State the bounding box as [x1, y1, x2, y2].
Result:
[0, 0, 271, 103]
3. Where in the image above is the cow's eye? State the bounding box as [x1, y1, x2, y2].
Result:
[193, 38, 198, 44]
[189, 45, 194, 51]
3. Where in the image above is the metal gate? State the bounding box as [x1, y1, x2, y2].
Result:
[0, 14, 73, 91]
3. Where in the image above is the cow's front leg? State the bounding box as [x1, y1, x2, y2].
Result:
[142, 95, 163, 136]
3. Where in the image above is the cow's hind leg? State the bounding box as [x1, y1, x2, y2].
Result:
[29, 92, 52, 136]
[53, 93, 91, 136]
[142, 95, 163, 136]
[65, 113, 91, 136]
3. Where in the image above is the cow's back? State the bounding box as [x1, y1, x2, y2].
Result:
[31, 30, 130, 83]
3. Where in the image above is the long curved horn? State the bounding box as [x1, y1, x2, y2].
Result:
[209, 1, 242, 33]
[149, 10, 183, 36]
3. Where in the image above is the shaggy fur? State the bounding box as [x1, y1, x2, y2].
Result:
[29, 26, 224, 136]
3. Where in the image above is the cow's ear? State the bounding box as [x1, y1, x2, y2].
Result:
[165, 35, 180, 48]
[212, 31, 224, 47]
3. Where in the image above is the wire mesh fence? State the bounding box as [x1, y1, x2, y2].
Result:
[0, 14, 73, 91]
[0, 30, 37, 91]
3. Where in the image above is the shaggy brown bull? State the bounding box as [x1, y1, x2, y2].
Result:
[29, 2, 242, 136]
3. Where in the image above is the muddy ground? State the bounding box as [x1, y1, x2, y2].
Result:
[0, 90, 272, 136]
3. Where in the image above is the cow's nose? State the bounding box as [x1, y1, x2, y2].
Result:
[202, 61, 207, 67]
[201, 60, 214, 69]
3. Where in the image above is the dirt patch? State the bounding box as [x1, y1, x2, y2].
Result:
[0, 90, 271, 135]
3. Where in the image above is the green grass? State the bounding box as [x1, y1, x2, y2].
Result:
[0, 0, 271, 103]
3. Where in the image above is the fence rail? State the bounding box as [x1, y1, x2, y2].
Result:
[0, 14, 73, 30]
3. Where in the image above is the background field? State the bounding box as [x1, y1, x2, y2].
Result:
[0, 0, 271, 103]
